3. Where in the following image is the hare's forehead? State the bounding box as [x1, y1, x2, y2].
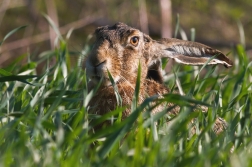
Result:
[95, 25, 143, 42]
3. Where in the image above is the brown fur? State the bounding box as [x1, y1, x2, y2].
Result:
[88, 79, 177, 118]
[84, 22, 232, 134]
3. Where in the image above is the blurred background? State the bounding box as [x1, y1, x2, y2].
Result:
[0, 0, 251, 69]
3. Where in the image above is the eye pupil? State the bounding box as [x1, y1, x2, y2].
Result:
[130, 36, 139, 46]
[132, 37, 137, 43]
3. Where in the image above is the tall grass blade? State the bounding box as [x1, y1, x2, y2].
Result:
[174, 14, 180, 38]
[0, 25, 27, 46]
[43, 14, 63, 40]
[107, 69, 122, 106]
[132, 62, 141, 111]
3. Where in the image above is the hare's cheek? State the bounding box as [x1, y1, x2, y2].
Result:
[107, 62, 121, 83]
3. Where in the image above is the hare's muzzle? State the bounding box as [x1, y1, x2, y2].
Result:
[86, 59, 110, 84]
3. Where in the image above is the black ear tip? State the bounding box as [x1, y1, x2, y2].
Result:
[224, 62, 233, 68]
[218, 53, 233, 68]
[222, 58, 233, 68]
[224, 64, 230, 68]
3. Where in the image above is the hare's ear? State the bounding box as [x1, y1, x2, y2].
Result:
[152, 38, 233, 68]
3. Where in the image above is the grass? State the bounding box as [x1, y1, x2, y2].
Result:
[0, 24, 252, 167]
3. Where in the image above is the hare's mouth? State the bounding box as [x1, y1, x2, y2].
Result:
[90, 75, 112, 86]
[90, 74, 121, 87]
[86, 60, 120, 86]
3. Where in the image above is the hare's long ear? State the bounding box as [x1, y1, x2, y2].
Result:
[151, 38, 233, 68]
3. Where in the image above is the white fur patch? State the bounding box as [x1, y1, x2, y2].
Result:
[191, 47, 201, 56]
[171, 45, 202, 56]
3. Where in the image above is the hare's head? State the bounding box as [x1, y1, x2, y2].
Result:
[85, 22, 152, 86]
[85, 22, 233, 86]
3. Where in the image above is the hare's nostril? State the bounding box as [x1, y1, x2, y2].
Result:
[95, 60, 107, 67]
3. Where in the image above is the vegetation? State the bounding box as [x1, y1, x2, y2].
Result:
[0, 15, 252, 167]
[1, 0, 252, 67]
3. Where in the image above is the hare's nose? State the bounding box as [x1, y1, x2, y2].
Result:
[95, 60, 107, 68]
[94, 60, 107, 75]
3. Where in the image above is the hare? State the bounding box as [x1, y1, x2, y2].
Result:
[84, 22, 233, 134]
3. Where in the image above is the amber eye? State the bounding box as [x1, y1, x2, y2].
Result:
[130, 36, 139, 46]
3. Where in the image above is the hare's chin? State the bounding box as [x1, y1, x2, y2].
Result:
[90, 76, 112, 86]
[90, 75, 121, 86]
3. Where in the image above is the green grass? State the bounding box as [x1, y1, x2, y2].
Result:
[0, 25, 252, 167]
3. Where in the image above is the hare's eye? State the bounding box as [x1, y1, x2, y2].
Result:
[130, 36, 139, 46]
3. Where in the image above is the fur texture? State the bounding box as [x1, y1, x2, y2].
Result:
[84, 22, 232, 134]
